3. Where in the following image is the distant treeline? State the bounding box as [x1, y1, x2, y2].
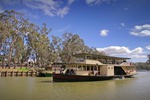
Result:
[135, 63, 150, 71]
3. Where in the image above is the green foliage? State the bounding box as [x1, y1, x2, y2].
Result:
[147, 54, 150, 63]
[17, 67, 29, 72]
[135, 62, 150, 71]
[0, 55, 2, 62]
[0, 10, 105, 67]
[0, 10, 53, 67]
[51, 33, 105, 63]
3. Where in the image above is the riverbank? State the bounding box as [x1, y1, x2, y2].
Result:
[0, 67, 38, 77]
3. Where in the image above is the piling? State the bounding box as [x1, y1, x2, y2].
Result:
[0, 71, 38, 77]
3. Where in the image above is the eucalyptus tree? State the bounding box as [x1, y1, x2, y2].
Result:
[60, 33, 86, 63]
[147, 54, 150, 64]
[51, 33, 106, 63]
[12, 35, 29, 67]
[87, 47, 106, 55]
[0, 10, 53, 68]
[36, 24, 52, 67]
[0, 10, 30, 67]
[0, 10, 106, 68]
[27, 23, 53, 67]
[51, 35, 63, 62]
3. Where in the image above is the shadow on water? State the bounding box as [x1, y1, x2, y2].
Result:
[40, 80, 53, 83]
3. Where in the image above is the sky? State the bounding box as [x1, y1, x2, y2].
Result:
[0, 0, 150, 62]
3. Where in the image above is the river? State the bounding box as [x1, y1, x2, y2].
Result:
[0, 72, 150, 100]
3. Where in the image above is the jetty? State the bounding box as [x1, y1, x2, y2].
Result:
[0, 67, 39, 77]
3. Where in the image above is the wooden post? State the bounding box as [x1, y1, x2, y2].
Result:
[36, 71, 38, 76]
[1, 72, 2, 77]
[21, 71, 23, 76]
[31, 71, 33, 76]
[26, 71, 28, 76]
[5, 71, 7, 77]
[10, 71, 13, 76]
[16, 71, 18, 76]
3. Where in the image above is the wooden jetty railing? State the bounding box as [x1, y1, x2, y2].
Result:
[0, 67, 39, 77]
[0, 71, 39, 77]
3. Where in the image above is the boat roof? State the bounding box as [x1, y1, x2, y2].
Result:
[73, 53, 130, 60]
[64, 62, 105, 66]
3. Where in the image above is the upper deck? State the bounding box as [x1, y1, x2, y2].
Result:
[74, 53, 130, 65]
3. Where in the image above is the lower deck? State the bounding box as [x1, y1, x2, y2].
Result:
[62, 64, 136, 77]
[53, 73, 134, 82]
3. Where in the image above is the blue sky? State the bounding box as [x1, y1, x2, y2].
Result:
[0, 0, 150, 62]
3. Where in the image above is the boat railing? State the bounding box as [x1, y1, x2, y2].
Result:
[82, 59, 103, 65]
[120, 62, 133, 66]
[76, 70, 90, 76]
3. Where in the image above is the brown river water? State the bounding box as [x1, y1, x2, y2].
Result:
[0, 72, 150, 100]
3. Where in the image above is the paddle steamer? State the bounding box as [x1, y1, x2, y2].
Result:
[53, 53, 136, 82]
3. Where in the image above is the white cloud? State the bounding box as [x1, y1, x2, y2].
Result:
[57, 25, 71, 33]
[97, 46, 130, 55]
[131, 47, 143, 54]
[57, 7, 69, 18]
[130, 24, 150, 37]
[85, 0, 114, 5]
[23, 0, 71, 17]
[68, 0, 75, 5]
[97, 46, 147, 62]
[0, 7, 4, 13]
[121, 23, 125, 27]
[100, 29, 109, 36]
[18, 9, 39, 19]
[146, 45, 150, 50]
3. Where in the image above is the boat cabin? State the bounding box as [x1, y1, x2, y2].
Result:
[63, 53, 136, 76]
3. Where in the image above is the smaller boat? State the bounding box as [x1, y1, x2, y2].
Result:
[38, 71, 52, 77]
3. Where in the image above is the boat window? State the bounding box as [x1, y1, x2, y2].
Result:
[93, 57, 97, 60]
[83, 66, 86, 71]
[76, 57, 84, 62]
[87, 66, 90, 71]
[65, 69, 75, 75]
[91, 66, 94, 70]
[94, 66, 97, 70]
[78, 66, 81, 70]
[87, 56, 91, 59]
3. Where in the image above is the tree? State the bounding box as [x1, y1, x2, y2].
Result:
[0, 10, 30, 67]
[50, 33, 106, 63]
[147, 54, 150, 64]
[51, 35, 63, 62]
[60, 33, 86, 63]
[0, 10, 106, 68]
[82, 46, 106, 55]
[0, 10, 53, 68]
[27, 23, 53, 67]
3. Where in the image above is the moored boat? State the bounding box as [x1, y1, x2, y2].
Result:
[38, 71, 52, 77]
[53, 73, 115, 82]
[53, 53, 136, 82]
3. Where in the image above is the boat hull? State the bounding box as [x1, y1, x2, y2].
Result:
[53, 73, 115, 82]
[38, 72, 52, 77]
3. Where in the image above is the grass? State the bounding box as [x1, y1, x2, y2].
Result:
[17, 67, 30, 72]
